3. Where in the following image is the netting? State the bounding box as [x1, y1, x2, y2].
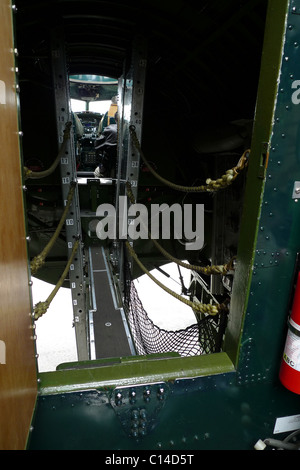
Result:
[124, 279, 227, 357]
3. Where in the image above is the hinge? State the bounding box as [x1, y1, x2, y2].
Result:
[258, 142, 269, 179]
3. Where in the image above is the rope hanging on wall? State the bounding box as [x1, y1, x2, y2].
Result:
[24, 121, 72, 180]
[30, 183, 75, 274]
[126, 181, 235, 276]
[33, 238, 80, 320]
[125, 240, 229, 316]
[129, 125, 249, 193]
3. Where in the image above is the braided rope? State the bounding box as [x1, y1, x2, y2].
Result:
[126, 181, 235, 276]
[30, 183, 75, 274]
[24, 121, 72, 180]
[151, 236, 235, 275]
[125, 241, 228, 316]
[129, 125, 249, 193]
[33, 239, 80, 320]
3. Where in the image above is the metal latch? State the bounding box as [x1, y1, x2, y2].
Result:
[292, 181, 300, 201]
[110, 382, 169, 438]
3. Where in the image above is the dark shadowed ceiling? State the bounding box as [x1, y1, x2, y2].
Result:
[14, 0, 268, 126]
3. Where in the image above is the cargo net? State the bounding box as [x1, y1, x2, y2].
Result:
[124, 279, 226, 357]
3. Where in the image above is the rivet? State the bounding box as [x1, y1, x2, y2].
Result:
[129, 390, 136, 405]
[115, 391, 122, 406]
[157, 386, 165, 400]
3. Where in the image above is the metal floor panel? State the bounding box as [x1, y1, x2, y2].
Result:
[89, 247, 133, 359]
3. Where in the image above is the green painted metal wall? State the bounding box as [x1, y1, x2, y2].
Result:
[27, 0, 300, 450]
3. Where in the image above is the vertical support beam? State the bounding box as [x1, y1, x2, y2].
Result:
[127, 35, 147, 201]
[115, 36, 147, 284]
[51, 30, 89, 361]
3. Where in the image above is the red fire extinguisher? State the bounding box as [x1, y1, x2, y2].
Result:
[279, 271, 300, 394]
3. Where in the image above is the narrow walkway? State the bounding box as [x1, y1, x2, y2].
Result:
[89, 246, 135, 359]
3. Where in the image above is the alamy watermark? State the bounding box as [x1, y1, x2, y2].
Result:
[95, 196, 204, 251]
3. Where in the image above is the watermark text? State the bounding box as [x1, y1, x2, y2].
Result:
[96, 197, 204, 250]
